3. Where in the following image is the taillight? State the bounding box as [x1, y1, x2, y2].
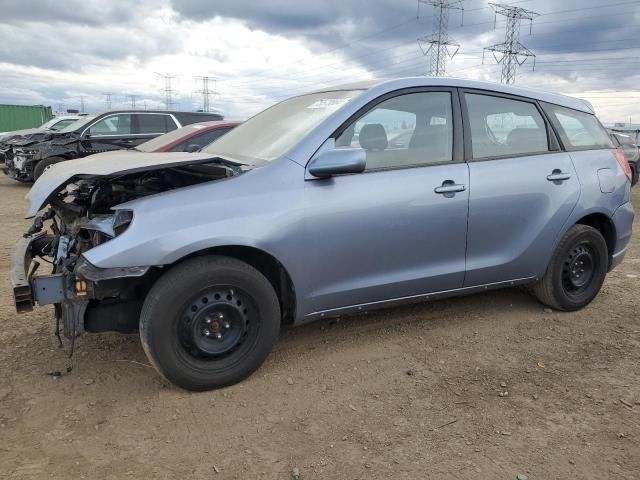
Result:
[612, 148, 632, 182]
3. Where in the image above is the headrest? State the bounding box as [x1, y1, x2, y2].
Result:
[506, 127, 547, 152]
[359, 123, 388, 151]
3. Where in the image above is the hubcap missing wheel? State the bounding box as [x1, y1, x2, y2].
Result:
[179, 287, 251, 359]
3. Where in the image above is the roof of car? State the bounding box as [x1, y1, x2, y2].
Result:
[312, 77, 595, 115]
[87, 109, 223, 116]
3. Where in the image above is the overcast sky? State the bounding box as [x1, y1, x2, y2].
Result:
[0, 0, 639, 123]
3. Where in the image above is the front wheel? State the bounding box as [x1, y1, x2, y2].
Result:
[33, 156, 66, 181]
[532, 225, 608, 311]
[139, 255, 281, 391]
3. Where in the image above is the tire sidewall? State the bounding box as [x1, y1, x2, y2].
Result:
[550, 227, 608, 310]
[141, 257, 281, 391]
[34, 156, 64, 180]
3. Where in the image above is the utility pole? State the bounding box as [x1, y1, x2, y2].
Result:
[417, 0, 464, 77]
[483, 3, 539, 85]
[103, 93, 112, 110]
[79, 96, 87, 113]
[195, 76, 218, 112]
[127, 94, 138, 108]
[157, 73, 177, 110]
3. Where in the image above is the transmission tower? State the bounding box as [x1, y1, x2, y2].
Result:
[417, 0, 464, 77]
[78, 96, 87, 113]
[103, 93, 112, 110]
[483, 3, 539, 85]
[157, 73, 177, 110]
[195, 76, 218, 112]
[127, 94, 138, 108]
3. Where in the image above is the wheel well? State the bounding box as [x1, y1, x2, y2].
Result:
[177, 246, 296, 325]
[576, 213, 616, 257]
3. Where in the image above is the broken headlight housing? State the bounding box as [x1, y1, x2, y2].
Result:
[112, 209, 134, 236]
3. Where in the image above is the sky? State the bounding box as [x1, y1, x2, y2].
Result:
[0, 0, 639, 124]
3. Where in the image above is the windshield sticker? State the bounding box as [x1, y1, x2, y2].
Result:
[307, 98, 352, 109]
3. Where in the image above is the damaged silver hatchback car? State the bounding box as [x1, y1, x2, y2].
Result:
[13, 78, 634, 391]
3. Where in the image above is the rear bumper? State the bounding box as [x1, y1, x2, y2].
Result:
[609, 202, 635, 271]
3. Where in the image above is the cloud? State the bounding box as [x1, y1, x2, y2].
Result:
[0, 0, 638, 123]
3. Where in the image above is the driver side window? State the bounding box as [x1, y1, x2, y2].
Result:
[334, 92, 453, 171]
[88, 114, 132, 136]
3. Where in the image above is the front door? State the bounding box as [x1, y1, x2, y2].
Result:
[303, 89, 470, 312]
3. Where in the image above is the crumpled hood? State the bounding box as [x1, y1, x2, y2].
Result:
[0, 128, 48, 143]
[25, 151, 248, 218]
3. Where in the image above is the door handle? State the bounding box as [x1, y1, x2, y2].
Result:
[547, 170, 571, 182]
[434, 181, 466, 195]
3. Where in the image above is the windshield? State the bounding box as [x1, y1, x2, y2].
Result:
[137, 123, 210, 152]
[204, 90, 363, 163]
[59, 115, 96, 133]
[41, 118, 60, 129]
[49, 119, 77, 131]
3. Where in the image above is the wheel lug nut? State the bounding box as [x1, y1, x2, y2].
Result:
[223, 322, 230, 329]
[215, 332, 222, 339]
[203, 329, 211, 337]
[218, 313, 224, 319]
[205, 317, 211, 324]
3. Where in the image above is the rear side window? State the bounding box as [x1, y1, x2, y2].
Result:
[543, 104, 613, 150]
[465, 93, 549, 159]
[136, 114, 176, 134]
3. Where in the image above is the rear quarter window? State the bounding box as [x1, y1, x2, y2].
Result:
[543, 103, 613, 150]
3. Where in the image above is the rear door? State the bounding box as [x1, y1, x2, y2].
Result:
[461, 90, 580, 286]
[132, 113, 179, 146]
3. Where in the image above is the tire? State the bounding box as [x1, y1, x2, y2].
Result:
[532, 225, 608, 311]
[33, 156, 65, 181]
[139, 255, 281, 391]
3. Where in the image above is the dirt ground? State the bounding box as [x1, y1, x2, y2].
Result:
[0, 175, 638, 480]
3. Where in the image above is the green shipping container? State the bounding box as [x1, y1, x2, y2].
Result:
[0, 104, 53, 132]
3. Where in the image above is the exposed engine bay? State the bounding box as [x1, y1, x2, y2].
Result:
[18, 160, 242, 349]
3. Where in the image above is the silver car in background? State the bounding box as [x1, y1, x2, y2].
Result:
[12, 78, 635, 391]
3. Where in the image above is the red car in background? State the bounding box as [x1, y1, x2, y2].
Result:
[136, 120, 240, 153]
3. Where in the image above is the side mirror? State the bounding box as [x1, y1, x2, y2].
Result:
[185, 144, 201, 153]
[308, 148, 366, 178]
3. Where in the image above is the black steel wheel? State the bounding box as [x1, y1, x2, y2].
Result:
[179, 286, 253, 359]
[140, 255, 281, 391]
[561, 243, 597, 296]
[532, 224, 608, 311]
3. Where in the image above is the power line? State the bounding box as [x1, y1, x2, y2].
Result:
[127, 94, 138, 108]
[417, 0, 464, 76]
[157, 73, 177, 110]
[195, 76, 218, 112]
[483, 3, 539, 85]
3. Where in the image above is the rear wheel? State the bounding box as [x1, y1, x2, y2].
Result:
[139, 255, 281, 391]
[532, 225, 608, 311]
[33, 156, 66, 180]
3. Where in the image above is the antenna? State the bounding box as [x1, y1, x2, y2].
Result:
[417, 0, 464, 77]
[483, 3, 539, 85]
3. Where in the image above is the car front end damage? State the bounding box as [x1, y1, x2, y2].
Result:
[11, 154, 245, 347]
